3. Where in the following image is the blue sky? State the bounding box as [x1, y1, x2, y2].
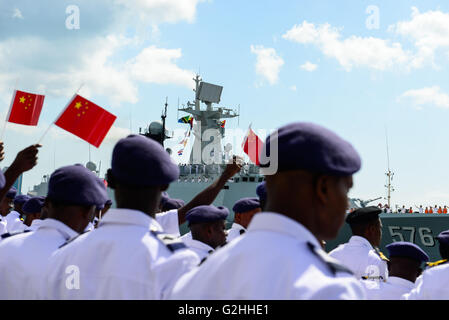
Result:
[1, 0, 449, 209]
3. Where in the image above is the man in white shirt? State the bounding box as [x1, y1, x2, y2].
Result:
[0, 164, 108, 299]
[361, 241, 428, 299]
[183, 205, 228, 262]
[43, 135, 200, 300]
[227, 197, 261, 242]
[170, 122, 366, 300]
[21, 196, 45, 230]
[2, 188, 24, 233]
[329, 207, 389, 282]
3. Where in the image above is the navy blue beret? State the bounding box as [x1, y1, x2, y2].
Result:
[162, 198, 185, 211]
[436, 230, 449, 246]
[14, 194, 31, 206]
[47, 164, 108, 207]
[22, 196, 45, 215]
[386, 242, 429, 263]
[233, 197, 260, 213]
[256, 181, 267, 202]
[260, 122, 361, 175]
[6, 187, 17, 199]
[346, 206, 381, 225]
[186, 205, 229, 225]
[112, 135, 179, 187]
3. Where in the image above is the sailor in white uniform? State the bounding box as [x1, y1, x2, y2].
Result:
[21, 196, 45, 232]
[182, 205, 228, 262]
[0, 164, 108, 299]
[329, 207, 389, 282]
[3, 188, 27, 233]
[42, 135, 200, 300]
[227, 197, 261, 242]
[403, 230, 449, 299]
[170, 122, 366, 300]
[361, 241, 428, 300]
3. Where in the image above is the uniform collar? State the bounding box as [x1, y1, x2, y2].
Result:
[247, 212, 321, 248]
[6, 211, 20, 219]
[349, 235, 374, 249]
[99, 208, 163, 231]
[387, 276, 415, 289]
[30, 219, 42, 227]
[38, 218, 78, 240]
[184, 237, 214, 253]
[231, 222, 245, 230]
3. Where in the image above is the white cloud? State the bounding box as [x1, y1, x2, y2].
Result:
[0, 35, 194, 106]
[12, 8, 23, 19]
[389, 7, 449, 68]
[398, 86, 449, 109]
[300, 61, 318, 72]
[250, 45, 284, 85]
[127, 46, 195, 88]
[283, 21, 411, 71]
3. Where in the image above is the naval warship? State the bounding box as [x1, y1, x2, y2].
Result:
[27, 75, 449, 261]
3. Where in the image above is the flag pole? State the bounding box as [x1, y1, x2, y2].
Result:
[37, 88, 79, 145]
[0, 78, 19, 140]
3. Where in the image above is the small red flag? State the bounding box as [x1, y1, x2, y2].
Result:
[7, 90, 45, 126]
[242, 127, 263, 166]
[55, 94, 116, 148]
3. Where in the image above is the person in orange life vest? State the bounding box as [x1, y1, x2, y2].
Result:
[444, 206, 448, 214]
[438, 206, 443, 214]
[409, 207, 413, 214]
[425, 207, 429, 214]
[429, 207, 434, 214]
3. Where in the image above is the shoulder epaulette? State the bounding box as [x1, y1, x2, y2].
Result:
[426, 259, 448, 268]
[58, 231, 88, 249]
[1, 230, 31, 239]
[307, 242, 353, 276]
[375, 248, 390, 262]
[239, 229, 246, 235]
[150, 229, 187, 252]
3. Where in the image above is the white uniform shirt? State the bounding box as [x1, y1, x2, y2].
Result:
[226, 223, 246, 243]
[0, 220, 6, 235]
[25, 219, 43, 232]
[182, 237, 214, 261]
[180, 231, 192, 241]
[329, 236, 388, 282]
[402, 263, 449, 299]
[155, 209, 180, 237]
[5, 211, 26, 233]
[361, 277, 414, 300]
[0, 218, 78, 299]
[419, 207, 424, 214]
[42, 208, 200, 300]
[170, 212, 366, 300]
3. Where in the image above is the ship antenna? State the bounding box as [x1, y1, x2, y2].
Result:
[238, 104, 240, 126]
[162, 97, 168, 146]
[385, 127, 394, 209]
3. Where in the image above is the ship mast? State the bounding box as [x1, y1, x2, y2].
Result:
[385, 128, 394, 208]
[178, 75, 239, 165]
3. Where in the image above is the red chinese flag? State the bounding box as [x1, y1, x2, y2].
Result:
[55, 94, 116, 148]
[242, 127, 263, 166]
[7, 90, 45, 126]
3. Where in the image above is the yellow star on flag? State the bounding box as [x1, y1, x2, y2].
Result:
[19, 96, 26, 103]
[75, 102, 82, 109]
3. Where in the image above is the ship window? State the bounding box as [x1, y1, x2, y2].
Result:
[242, 177, 248, 182]
[258, 177, 264, 182]
[223, 185, 229, 190]
[234, 178, 239, 182]
[249, 177, 255, 182]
